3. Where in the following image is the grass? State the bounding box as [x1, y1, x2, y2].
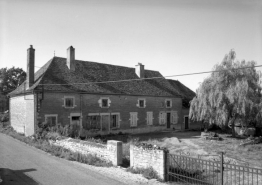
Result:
[126, 167, 161, 180]
[0, 122, 112, 167]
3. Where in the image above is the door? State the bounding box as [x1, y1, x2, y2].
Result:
[167, 113, 171, 128]
[101, 115, 110, 131]
[71, 116, 80, 137]
[184, 116, 189, 129]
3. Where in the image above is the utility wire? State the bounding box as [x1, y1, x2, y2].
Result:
[37, 64, 262, 86]
[2, 64, 262, 93]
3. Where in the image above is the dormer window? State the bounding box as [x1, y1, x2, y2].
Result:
[98, 97, 111, 108]
[136, 98, 146, 108]
[62, 96, 76, 108]
[166, 99, 172, 108]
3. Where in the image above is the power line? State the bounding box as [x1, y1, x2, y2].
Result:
[2, 64, 262, 93]
[37, 64, 262, 86]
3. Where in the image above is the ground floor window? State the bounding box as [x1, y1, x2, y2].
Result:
[159, 112, 166, 125]
[130, 112, 138, 127]
[45, 114, 57, 127]
[84, 115, 101, 130]
[171, 111, 178, 124]
[147, 112, 153, 125]
[111, 114, 120, 129]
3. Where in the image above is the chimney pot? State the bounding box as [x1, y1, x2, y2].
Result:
[135, 63, 145, 78]
[67, 46, 75, 71]
[26, 45, 35, 89]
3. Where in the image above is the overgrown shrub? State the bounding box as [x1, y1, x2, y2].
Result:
[0, 113, 9, 122]
[126, 167, 160, 180]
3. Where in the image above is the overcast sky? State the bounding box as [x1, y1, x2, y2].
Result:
[0, 0, 261, 92]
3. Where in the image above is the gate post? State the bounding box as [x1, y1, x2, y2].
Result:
[164, 150, 169, 182]
[220, 152, 224, 185]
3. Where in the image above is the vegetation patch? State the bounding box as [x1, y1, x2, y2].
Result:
[126, 167, 160, 180]
[0, 122, 112, 167]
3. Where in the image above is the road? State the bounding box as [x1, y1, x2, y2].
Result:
[0, 133, 126, 185]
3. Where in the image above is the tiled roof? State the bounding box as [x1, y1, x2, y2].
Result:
[9, 57, 182, 97]
[167, 79, 196, 108]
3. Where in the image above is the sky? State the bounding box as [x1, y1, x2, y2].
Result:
[0, 0, 261, 92]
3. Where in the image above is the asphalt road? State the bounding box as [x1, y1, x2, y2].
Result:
[0, 133, 125, 185]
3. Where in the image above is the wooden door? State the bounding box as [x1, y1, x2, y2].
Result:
[101, 115, 110, 131]
[184, 116, 189, 129]
[167, 113, 171, 128]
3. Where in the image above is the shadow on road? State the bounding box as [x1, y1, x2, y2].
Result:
[0, 168, 39, 185]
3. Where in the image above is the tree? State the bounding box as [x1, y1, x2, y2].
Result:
[189, 50, 262, 136]
[0, 67, 26, 95]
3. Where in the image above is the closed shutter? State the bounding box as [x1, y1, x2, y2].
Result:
[171, 111, 178, 124]
[130, 113, 138, 127]
[159, 112, 166, 125]
[147, 112, 153, 125]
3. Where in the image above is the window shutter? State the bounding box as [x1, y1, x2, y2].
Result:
[134, 113, 138, 126]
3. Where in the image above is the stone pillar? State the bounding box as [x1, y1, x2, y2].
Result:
[107, 140, 123, 166]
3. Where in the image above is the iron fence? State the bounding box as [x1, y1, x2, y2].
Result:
[166, 153, 262, 185]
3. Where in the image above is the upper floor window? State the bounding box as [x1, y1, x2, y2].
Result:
[62, 96, 76, 108]
[137, 98, 146, 108]
[166, 99, 172, 108]
[98, 97, 111, 108]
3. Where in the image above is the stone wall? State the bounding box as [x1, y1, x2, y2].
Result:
[10, 94, 35, 136]
[37, 92, 183, 135]
[52, 138, 122, 166]
[130, 144, 167, 180]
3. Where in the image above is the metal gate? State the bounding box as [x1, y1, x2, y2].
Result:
[166, 153, 262, 185]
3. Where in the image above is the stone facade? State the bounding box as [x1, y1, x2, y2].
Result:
[182, 108, 201, 130]
[10, 94, 36, 136]
[130, 144, 167, 180]
[36, 92, 183, 136]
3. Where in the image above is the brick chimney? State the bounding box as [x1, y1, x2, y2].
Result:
[67, 46, 75, 71]
[135, 63, 144, 78]
[26, 45, 35, 89]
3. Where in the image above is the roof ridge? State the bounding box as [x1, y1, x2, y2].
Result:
[53, 56, 160, 73]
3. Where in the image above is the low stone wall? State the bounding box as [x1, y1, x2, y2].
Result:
[130, 144, 168, 180]
[52, 138, 122, 166]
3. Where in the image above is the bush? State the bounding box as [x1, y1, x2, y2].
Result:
[126, 167, 160, 180]
[0, 113, 9, 122]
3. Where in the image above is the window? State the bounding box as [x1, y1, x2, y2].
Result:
[171, 111, 178, 124]
[166, 99, 172, 108]
[159, 112, 166, 125]
[62, 96, 76, 108]
[146, 112, 153, 125]
[130, 112, 138, 127]
[45, 115, 57, 127]
[137, 98, 146, 108]
[112, 115, 117, 128]
[102, 99, 108, 107]
[98, 97, 111, 108]
[84, 114, 100, 130]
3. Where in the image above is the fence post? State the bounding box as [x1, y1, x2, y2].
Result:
[220, 152, 224, 185]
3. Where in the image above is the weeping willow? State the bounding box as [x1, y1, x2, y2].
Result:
[189, 50, 262, 135]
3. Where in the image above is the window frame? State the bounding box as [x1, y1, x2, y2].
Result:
[165, 99, 172, 108]
[136, 98, 146, 108]
[44, 114, 58, 127]
[62, 96, 76, 108]
[98, 97, 111, 108]
[146, 112, 153, 125]
[130, 112, 138, 127]
[111, 113, 121, 129]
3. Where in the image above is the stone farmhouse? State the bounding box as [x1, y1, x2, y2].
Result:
[9, 45, 200, 136]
